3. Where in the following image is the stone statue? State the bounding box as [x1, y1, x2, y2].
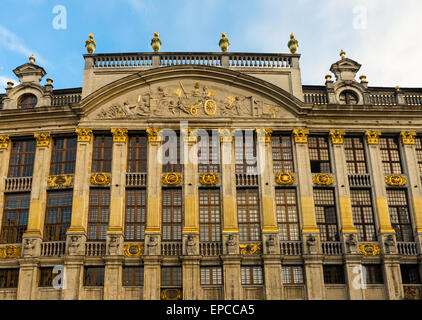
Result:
[186, 235, 196, 255]
[384, 235, 396, 254]
[68, 235, 81, 255]
[23, 238, 36, 257]
[147, 236, 158, 255]
[306, 234, 317, 254]
[266, 235, 276, 254]
[226, 234, 236, 254]
[108, 236, 120, 255]
[345, 234, 357, 254]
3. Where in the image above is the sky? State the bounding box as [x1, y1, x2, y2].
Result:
[0, 0, 421, 93]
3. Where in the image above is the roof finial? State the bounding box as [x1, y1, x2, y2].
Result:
[340, 49, 346, 60]
[29, 55, 36, 64]
[219, 32, 230, 52]
[151, 32, 162, 52]
[287, 33, 299, 54]
[85, 33, 96, 54]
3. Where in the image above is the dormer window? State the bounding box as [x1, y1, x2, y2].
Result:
[18, 94, 37, 109]
[339, 90, 358, 105]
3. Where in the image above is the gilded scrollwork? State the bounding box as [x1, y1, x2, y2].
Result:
[199, 172, 219, 185]
[365, 130, 381, 145]
[275, 172, 295, 185]
[34, 132, 51, 147]
[385, 174, 406, 186]
[146, 128, 162, 142]
[292, 128, 309, 143]
[124, 243, 144, 257]
[239, 243, 261, 255]
[359, 243, 381, 256]
[313, 174, 334, 186]
[162, 172, 182, 185]
[400, 131, 416, 145]
[90, 173, 111, 185]
[111, 128, 128, 143]
[329, 130, 346, 144]
[0, 135, 10, 149]
[75, 128, 93, 142]
[48, 175, 73, 188]
[0, 245, 21, 259]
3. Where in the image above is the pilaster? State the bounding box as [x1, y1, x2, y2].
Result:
[221, 255, 242, 300]
[262, 255, 283, 299]
[104, 256, 124, 300]
[143, 255, 161, 300]
[17, 258, 39, 300]
[0, 135, 11, 240]
[182, 256, 201, 300]
[62, 255, 84, 300]
[303, 255, 325, 300]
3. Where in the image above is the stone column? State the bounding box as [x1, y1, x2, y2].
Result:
[222, 256, 242, 300]
[0, 135, 11, 240]
[143, 128, 162, 300]
[17, 258, 39, 300]
[383, 256, 404, 300]
[344, 256, 365, 300]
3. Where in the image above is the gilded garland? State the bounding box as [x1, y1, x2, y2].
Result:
[123, 243, 144, 257]
[0, 245, 21, 259]
[359, 243, 381, 256]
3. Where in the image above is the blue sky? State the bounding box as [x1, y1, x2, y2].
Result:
[0, 0, 421, 93]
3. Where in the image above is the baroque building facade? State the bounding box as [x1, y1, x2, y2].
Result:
[0, 34, 422, 300]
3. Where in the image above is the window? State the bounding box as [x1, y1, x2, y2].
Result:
[237, 188, 261, 242]
[198, 131, 220, 173]
[127, 135, 147, 173]
[38, 267, 54, 287]
[201, 267, 223, 285]
[84, 267, 105, 286]
[235, 130, 257, 174]
[162, 131, 182, 173]
[241, 266, 263, 285]
[8, 140, 36, 177]
[123, 266, 144, 286]
[308, 136, 331, 173]
[323, 265, 345, 284]
[271, 134, 294, 172]
[282, 266, 304, 284]
[379, 137, 402, 175]
[18, 94, 37, 109]
[125, 189, 146, 241]
[415, 137, 422, 175]
[50, 136, 77, 175]
[314, 189, 339, 241]
[88, 188, 110, 241]
[44, 190, 73, 241]
[1, 193, 30, 244]
[161, 267, 182, 287]
[0, 269, 19, 288]
[344, 137, 367, 174]
[400, 265, 421, 284]
[351, 189, 377, 241]
[363, 265, 383, 284]
[275, 188, 300, 241]
[162, 188, 182, 241]
[386, 189, 413, 242]
[339, 90, 358, 105]
[199, 189, 221, 242]
[92, 135, 113, 173]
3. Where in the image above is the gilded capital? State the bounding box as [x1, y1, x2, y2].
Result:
[329, 130, 346, 144]
[146, 128, 162, 142]
[218, 128, 234, 143]
[292, 128, 309, 143]
[75, 128, 93, 142]
[400, 131, 416, 145]
[111, 128, 128, 143]
[365, 130, 381, 145]
[34, 132, 51, 147]
[0, 135, 10, 149]
[256, 128, 273, 143]
[181, 128, 197, 143]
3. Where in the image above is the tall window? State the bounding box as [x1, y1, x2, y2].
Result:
[162, 188, 182, 241]
[323, 265, 346, 284]
[44, 190, 73, 241]
[50, 136, 77, 175]
[415, 137, 422, 175]
[38, 267, 54, 287]
[201, 267, 223, 285]
[379, 137, 402, 175]
[314, 189, 339, 241]
[400, 265, 421, 284]
[235, 130, 257, 174]
[84, 267, 105, 286]
[344, 137, 367, 174]
[123, 266, 144, 286]
[125, 189, 146, 241]
[282, 265, 304, 284]
[271, 134, 294, 172]
[0, 269, 19, 288]
[198, 131, 220, 173]
[237, 188, 260, 242]
[92, 135, 113, 173]
[1, 193, 30, 243]
[275, 188, 300, 241]
[386, 189, 413, 242]
[241, 266, 263, 285]
[161, 267, 182, 287]
[308, 136, 331, 173]
[127, 135, 147, 173]
[363, 264, 383, 284]
[199, 189, 221, 242]
[88, 189, 110, 241]
[351, 189, 377, 241]
[8, 140, 36, 177]
[162, 132, 182, 173]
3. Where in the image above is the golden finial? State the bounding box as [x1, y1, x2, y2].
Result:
[287, 33, 299, 54]
[85, 33, 97, 54]
[46, 78, 53, 85]
[325, 74, 332, 81]
[29, 55, 36, 64]
[395, 85, 401, 92]
[219, 32, 230, 52]
[6, 81, 14, 88]
[359, 75, 367, 82]
[340, 49, 346, 60]
[151, 31, 162, 52]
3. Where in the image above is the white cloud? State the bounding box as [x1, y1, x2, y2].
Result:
[0, 75, 18, 93]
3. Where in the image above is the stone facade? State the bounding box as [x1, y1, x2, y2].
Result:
[0, 49, 422, 300]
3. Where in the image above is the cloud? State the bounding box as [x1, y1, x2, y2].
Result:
[0, 75, 18, 93]
[0, 25, 48, 66]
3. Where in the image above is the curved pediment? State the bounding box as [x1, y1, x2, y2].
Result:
[79, 65, 303, 121]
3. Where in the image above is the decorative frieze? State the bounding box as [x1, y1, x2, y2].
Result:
[359, 243, 381, 256]
[75, 128, 93, 142]
[255, 128, 273, 143]
[0, 245, 21, 259]
[47, 174, 73, 188]
[111, 128, 128, 143]
[34, 132, 51, 147]
[292, 128, 309, 143]
[400, 131, 416, 145]
[124, 243, 144, 257]
[385, 174, 407, 186]
[239, 243, 261, 255]
[329, 130, 346, 144]
[0, 135, 10, 149]
[162, 172, 182, 185]
[90, 173, 111, 185]
[365, 130, 381, 145]
[313, 173, 334, 186]
[146, 128, 162, 142]
[275, 172, 295, 185]
[199, 172, 219, 185]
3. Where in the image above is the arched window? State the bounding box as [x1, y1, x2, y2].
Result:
[17, 94, 37, 109]
[339, 90, 358, 105]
